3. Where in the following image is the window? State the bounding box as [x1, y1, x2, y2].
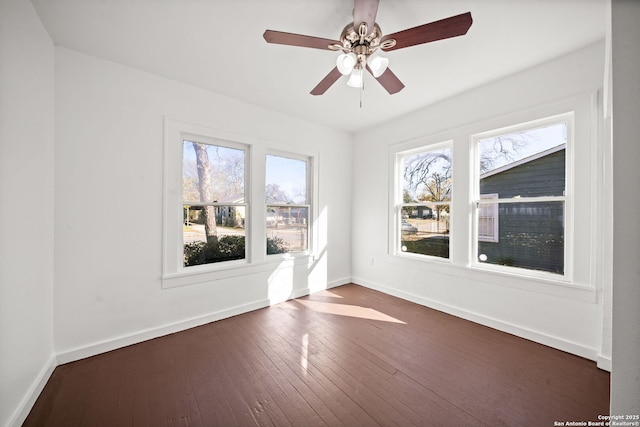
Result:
[182, 139, 247, 267]
[387, 95, 596, 297]
[265, 154, 310, 255]
[473, 118, 569, 276]
[396, 144, 452, 259]
[163, 119, 318, 288]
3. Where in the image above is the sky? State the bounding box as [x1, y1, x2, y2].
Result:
[265, 154, 307, 203]
[478, 122, 567, 173]
[183, 140, 307, 203]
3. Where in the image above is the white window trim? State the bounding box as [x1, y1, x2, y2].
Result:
[163, 118, 318, 289]
[471, 113, 574, 282]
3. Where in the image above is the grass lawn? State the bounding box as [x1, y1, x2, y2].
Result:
[402, 234, 449, 258]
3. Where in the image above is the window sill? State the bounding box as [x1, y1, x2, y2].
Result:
[386, 254, 597, 303]
[162, 253, 312, 289]
[395, 251, 452, 265]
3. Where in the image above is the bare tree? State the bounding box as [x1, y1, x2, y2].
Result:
[211, 148, 244, 198]
[418, 172, 451, 221]
[404, 152, 452, 201]
[265, 183, 290, 203]
[193, 142, 218, 243]
[404, 133, 532, 200]
[479, 134, 530, 174]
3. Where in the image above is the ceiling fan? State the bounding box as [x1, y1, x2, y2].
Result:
[263, 0, 472, 96]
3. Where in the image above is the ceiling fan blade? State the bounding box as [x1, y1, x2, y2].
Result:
[263, 30, 340, 50]
[353, 0, 379, 37]
[366, 66, 405, 94]
[310, 67, 343, 95]
[381, 12, 472, 51]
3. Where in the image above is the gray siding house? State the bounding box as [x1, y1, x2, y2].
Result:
[479, 145, 565, 274]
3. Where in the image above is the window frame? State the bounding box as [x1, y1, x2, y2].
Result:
[163, 118, 318, 289]
[471, 113, 574, 282]
[391, 139, 454, 262]
[265, 150, 313, 257]
[182, 136, 250, 268]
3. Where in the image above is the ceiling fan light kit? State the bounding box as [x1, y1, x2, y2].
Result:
[330, 21, 389, 85]
[347, 67, 364, 88]
[336, 52, 358, 75]
[367, 54, 389, 78]
[263, 0, 472, 97]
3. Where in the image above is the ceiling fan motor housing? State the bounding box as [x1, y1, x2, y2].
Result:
[338, 22, 385, 66]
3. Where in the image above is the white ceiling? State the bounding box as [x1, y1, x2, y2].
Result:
[30, 0, 607, 134]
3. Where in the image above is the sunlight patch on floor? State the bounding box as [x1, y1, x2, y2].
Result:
[315, 290, 344, 299]
[300, 333, 309, 376]
[295, 300, 406, 324]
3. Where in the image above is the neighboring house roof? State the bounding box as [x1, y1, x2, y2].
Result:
[480, 144, 566, 179]
[266, 198, 290, 205]
[216, 194, 245, 203]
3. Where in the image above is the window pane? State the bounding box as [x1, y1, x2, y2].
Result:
[266, 206, 308, 254]
[477, 201, 564, 274]
[399, 145, 451, 259]
[478, 123, 566, 197]
[265, 155, 307, 204]
[183, 140, 245, 203]
[183, 205, 246, 266]
[402, 147, 452, 203]
[400, 205, 450, 258]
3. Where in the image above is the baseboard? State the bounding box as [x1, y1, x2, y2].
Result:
[9, 277, 351, 426]
[8, 355, 56, 427]
[290, 276, 352, 299]
[56, 297, 272, 364]
[353, 276, 600, 362]
[56, 277, 352, 365]
[597, 353, 612, 372]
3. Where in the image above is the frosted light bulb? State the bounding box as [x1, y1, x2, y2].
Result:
[347, 68, 364, 88]
[367, 55, 389, 78]
[336, 53, 357, 75]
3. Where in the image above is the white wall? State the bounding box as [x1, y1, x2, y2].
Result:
[352, 42, 608, 362]
[8, 1, 637, 421]
[0, 0, 55, 426]
[53, 47, 353, 361]
[611, 0, 640, 414]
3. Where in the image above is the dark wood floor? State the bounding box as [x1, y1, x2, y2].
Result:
[24, 284, 609, 426]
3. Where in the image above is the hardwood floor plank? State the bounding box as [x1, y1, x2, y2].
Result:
[23, 284, 609, 426]
[284, 297, 482, 425]
[251, 312, 413, 426]
[239, 314, 358, 426]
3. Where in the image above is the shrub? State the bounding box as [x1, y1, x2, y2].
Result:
[184, 241, 208, 266]
[218, 235, 245, 258]
[266, 236, 288, 255]
[495, 256, 515, 266]
[184, 235, 288, 266]
[184, 235, 244, 266]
